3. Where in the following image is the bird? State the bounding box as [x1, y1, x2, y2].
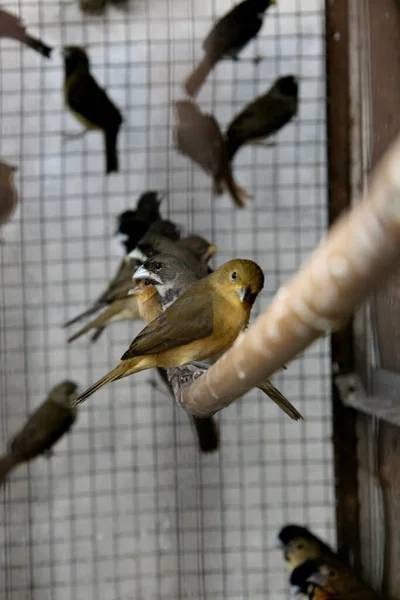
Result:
[133, 255, 303, 420]
[0, 381, 78, 485]
[278, 524, 337, 572]
[0, 8, 52, 58]
[130, 232, 213, 281]
[290, 559, 381, 600]
[63, 46, 123, 174]
[174, 100, 250, 208]
[175, 235, 218, 267]
[0, 162, 18, 237]
[76, 258, 265, 403]
[226, 75, 299, 160]
[185, 0, 276, 97]
[130, 278, 219, 453]
[63, 192, 179, 339]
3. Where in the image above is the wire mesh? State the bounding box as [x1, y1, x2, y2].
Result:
[0, 0, 335, 598]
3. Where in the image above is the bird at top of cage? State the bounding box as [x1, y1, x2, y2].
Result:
[75, 257, 265, 403]
[0, 8, 52, 58]
[184, 0, 276, 97]
[226, 75, 299, 161]
[62, 45, 123, 175]
[173, 99, 251, 209]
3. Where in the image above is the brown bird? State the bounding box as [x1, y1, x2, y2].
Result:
[226, 75, 299, 161]
[290, 559, 381, 600]
[63, 46, 123, 174]
[278, 524, 337, 572]
[0, 381, 78, 485]
[0, 162, 18, 235]
[174, 100, 250, 208]
[185, 0, 276, 97]
[130, 278, 219, 453]
[0, 8, 52, 58]
[76, 259, 264, 403]
[134, 255, 302, 420]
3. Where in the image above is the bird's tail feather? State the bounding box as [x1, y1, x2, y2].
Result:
[64, 304, 102, 328]
[185, 56, 215, 97]
[218, 169, 251, 209]
[90, 326, 105, 343]
[68, 304, 119, 343]
[0, 454, 19, 486]
[23, 35, 52, 58]
[191, 415, 220, 453]
[76, 365, 126, 404]
[105, 129, 119, 174]
[257, 379, 303, 421]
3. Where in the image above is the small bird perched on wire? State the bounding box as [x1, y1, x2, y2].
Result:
[226, 75, 299, 161]
[0, 8, 52, 58]
[278, 524, 337, 572]
[185, 0, 276, 97]
[0, 381, 78, 485]
[0, 162, 18, 238]
[130, 278, 219, 453]
[63, 46, 123, 174]
[290, 558, 382, 600]
[115, 191, 164, 253]
[76, 258, 265, 403]
[174, 100, 250, 208]
[132, 255, 302, 420]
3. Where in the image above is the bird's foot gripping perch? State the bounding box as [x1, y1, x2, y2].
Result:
[167, 362, 210, 415]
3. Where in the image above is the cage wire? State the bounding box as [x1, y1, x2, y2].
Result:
[0, 0, 335, 598]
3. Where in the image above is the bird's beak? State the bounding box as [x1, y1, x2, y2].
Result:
[237, 285, 251, 302]
[115, 231, 128, 243]
[133, 264, 163, 285]
[206, 244, 218, 260]
[305, 574, 325, 587]
[129, 247, 148, 263]
[156, 191, 166, 204]
[128, 280, 142, 296]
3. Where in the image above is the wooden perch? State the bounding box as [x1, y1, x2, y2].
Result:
[172, 133, 400, 418]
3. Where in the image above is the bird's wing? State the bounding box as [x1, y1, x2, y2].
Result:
[67, 73, 122, 131]
[204, 4, 262, 57]
[229, 95, 295, 142]
[176, 115, 225, 178]
[97, 258, 134, 303]
[121, 291, 214, 359]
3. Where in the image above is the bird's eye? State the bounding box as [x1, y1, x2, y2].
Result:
[231, 271, 238, 280]
[144, 279, 151, 286]
[154, 263, 162, 271]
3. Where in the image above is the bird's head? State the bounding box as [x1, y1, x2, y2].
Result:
[50, 380, 78, 407]
[63, 46, 90, 75]
[178, 235, 218, 264]
[128, 235, 171, 264]
[276, 75, 298, 98]
[278, 525, 330, 571]
[129, 278, 158, 302]
[135, 191, 163, 223]
[214, 259, 264, 306]
[132, 254, 198, 302]
[115, 210, 149, 253]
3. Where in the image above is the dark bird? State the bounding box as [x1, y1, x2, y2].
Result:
[0, 162, 18, 233]
[133, 255, 303, 420]
[226, 75, 299, 160]
[290, 559, 381, 600]
[174, 100, 250, 208]
[278, 524, 337, 572]
[63, 46, 123, 174]
[130, 278, 219, 453]
[76, 258, 265, 403]
[0, 8, 52, 58]
[185, 0, 276, 97]
[116, 191, 163, 253]
[0, 381, 78, 485]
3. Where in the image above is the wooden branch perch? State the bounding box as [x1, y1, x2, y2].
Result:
[173, 133, 400, 418]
